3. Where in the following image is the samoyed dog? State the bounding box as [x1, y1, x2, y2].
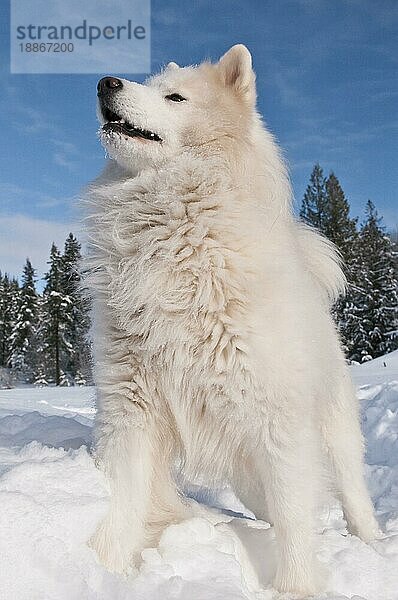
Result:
[83, 45, 379, 595]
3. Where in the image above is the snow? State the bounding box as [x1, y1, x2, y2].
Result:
[0, 353, 397, 599]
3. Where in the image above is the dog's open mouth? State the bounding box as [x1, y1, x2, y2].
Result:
[101, 106, 162, 142]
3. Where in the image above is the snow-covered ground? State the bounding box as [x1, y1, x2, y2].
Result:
[0, 353, 397, 600]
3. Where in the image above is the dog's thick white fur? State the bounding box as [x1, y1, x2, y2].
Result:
[83, 45, 379, 596]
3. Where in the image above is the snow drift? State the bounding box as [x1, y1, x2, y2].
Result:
[0, 352, 397, 600]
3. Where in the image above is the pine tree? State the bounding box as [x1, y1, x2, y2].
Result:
[8, 259, 39, 380]
[59, 369, 71, 386]
[74, 370, 86, 386]
[389, 228, 398, 279]
[323, 173, 362, 360]
[300, 164, 328, 231]
[33, 365, 48, 387]
[42, 243, 72, 385]
[1, 232, 92, 385]
[300, 167, 363, 360]
[61, 233, 92, 383]
[354, 201, 398, 360]
[324, 173, 358, 256]
[29, 294, 48, 383]
[0, 272, 5, 367]
[0, 274, 20, 368]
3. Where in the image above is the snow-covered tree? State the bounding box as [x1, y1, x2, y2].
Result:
[42, 243, 72, 385]
[353, 201, 398, 361]
[0, 272, 6, 367]
[33, 365, 48, 387]
[300, 169, 398, 362]
[0, 274, 20, 368]
[30, 294, 50, 384]
[8, 259, 39, 381]
[1, 233, 92, 385]
[324, 173, 358, 256]
[323, 173, 361, 359]
[74, 370, 86, 386]
[61, 233, 91, 383]
[388, 227, 398, 278]
[299, 164, 328, 231]
[59, 370, 71, 387]
[300, 167, 361, 359]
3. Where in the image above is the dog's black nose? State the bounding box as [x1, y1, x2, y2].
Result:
[97, 77, 123, 96]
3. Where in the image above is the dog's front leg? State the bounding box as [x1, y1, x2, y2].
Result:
[89, 393, 155, 573]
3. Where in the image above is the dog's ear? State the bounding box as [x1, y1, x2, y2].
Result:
[217, 44, 256, 103]
[167, 61, 180, 70]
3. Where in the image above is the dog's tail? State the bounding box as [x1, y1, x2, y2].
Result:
[297, 223, 346, 306]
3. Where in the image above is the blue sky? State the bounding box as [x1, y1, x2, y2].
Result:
[0, 0, 397, 280]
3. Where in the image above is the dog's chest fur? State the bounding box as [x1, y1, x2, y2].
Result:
[85, 153, 329, 443]
[85, 158, 280, 432]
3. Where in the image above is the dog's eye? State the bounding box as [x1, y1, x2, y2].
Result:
[165, 93, 187, 102]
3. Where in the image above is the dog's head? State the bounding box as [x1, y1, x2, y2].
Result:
[97, 45, 257, 172]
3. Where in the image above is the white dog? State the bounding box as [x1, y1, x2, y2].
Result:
[83, 45, 379, 596]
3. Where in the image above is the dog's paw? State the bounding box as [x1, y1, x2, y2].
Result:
[89, 517, 141, 574]
[273, 564, 320, 598]
[346, 513, 381, 544]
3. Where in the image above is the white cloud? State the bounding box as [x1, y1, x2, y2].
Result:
[52, 139, 81, 170]
[0, 213, 78, 283]
[0, 181, 70, 211]
[11, 105, 58, 136]
[53, 152, 75, 170]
